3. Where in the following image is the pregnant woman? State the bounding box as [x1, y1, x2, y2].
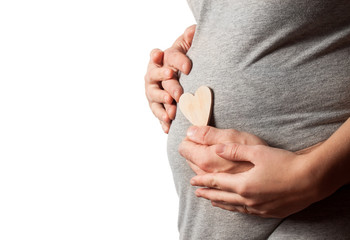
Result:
[145, 0, 350, 239]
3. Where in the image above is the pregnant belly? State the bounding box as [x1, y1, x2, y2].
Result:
[166, 51, 350, 227]
[169, 63, 350, 152]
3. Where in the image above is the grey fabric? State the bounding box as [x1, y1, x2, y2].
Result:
[268, 186, 350, 240]
[167, 0, 350, 239]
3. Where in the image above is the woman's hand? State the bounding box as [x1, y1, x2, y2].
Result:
[178, 126, 267, 174]
[145, 25, 196, 133]
[190, 143, 322, 218]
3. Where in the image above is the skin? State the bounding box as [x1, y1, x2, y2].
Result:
[179, 121, 350, 218]
[179, 126, 267, 175]
[146, 25, 350, 218]
[144, 25, 196, 133]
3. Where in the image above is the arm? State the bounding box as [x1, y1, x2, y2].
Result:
[306, 117, 350, 197]
[180, 120, 350, 218]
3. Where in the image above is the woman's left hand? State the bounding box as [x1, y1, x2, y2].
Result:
[190, 143, 322, 218]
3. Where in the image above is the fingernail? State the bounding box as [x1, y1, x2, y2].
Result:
[187, 126, 198, 137]
[216, 144, 226, 154]
[195, 190, 201, 197]
[161, 124, 167, 133]
[190, 178, 196, 185]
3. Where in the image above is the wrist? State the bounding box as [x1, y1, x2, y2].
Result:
[301, 149, 346, 203]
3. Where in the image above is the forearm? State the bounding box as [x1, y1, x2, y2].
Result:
[306, 118, 350, 200]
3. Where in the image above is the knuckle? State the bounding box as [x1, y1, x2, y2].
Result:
[179, 41, 191, 52]
[146, 89, 154, 103]
[245, 199, 258, 208]
[149, 103, 158, 117]
[165, 82, 181, 95]
[226, 129, 239, 141]
[198, 126, 212, 143]
[241, 132, 262, 145]
[165, 50, 179, 63]
[239, 132, 250, 145]
[251, 145, 263, 158]
[171, 51, 182, 61]
[204, 174, 218, 189]
[228, 144, 239, 159]
[162, 83, 172, 93]
[163, 48, 172, 59]
[178, 142, 190, 158]
[236, 183, 249, 197]
[161, 80, 173, 90]
[144, 71, 152, 83]
[258, 209, 268, 216]
[196, 151, 212, 172]
[210, 176, 219, 189]
[198, 161, 210, 172]
[209, 178, 216, 188]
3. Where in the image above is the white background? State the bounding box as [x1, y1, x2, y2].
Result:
[0, 1, 195, 239]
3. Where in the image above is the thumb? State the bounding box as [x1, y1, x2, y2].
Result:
[172, 24, 196, 53]
[186, 126, 230, 145]
[183, 24, 196, 49]
[164, 25, 196, 75]
[215, 143, 255, 162]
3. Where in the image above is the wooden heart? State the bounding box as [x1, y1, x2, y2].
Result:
[179, 86, 212, 126]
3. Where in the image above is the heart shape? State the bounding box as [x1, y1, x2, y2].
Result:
[179, 86, 213, 126]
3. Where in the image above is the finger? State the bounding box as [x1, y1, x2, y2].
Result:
[179, 139, 252, 173]
[178, 140, 224, 172]
[160, 120, 170, 134]
[147, 67, 174, 83]
[146, 85, 173, 105]
[216, 143, 259, 162]
[162, 79, 183, 102]
[145, 49, 165, 85]
[150, 102, 171, 123]
[195, 188, 245, 206]
[150, 48, 164, 67]
[183, 25, 196, 47]
[164, 103, 176, 120]
[190, 172, 244, 193]
[186, 126, 267, 146]
[167, 25, 195, 74]
[186, 160, 206, 175]
[172, 25, 195, 53]
[211, 201, 257, 216]
[211, 201, 239, 212]
[186, 126, 241, 146]
[164, 48, 192, 75]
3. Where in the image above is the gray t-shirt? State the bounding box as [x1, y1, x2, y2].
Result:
[167, 0, 350, 239]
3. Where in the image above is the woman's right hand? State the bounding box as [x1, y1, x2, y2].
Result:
[179, 126, 268, 175]
[144, 25, 196, 133]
